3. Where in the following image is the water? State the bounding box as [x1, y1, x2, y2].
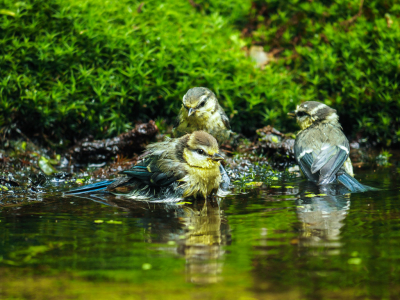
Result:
[0, 161, 399, 300]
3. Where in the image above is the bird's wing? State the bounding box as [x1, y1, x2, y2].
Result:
[106, 176, 132, 190]
[294, 128, 318, 182]
[295, 125, 350, 185]
[218, 106, 231, 130]
[312, 144, 349, 185]
[295, 144, 319, 183]
[120, 158, 180, 187]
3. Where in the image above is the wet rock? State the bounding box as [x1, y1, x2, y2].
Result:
[69, 121, 158, 164]
[92, 155, 138, 178]
[0, 175, 20, 187]
[28, 173, 47, 188]
[254, 126, 295, 167]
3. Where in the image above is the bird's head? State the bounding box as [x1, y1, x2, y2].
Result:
[182, 131, 223, 169]
[288, 101, 339, 130]
[182, 87, 218, 117]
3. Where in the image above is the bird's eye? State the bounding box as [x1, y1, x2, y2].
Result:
[198, 101, 206, 108]
[296, 111, 308, 117]
[196, 149, 204, 155]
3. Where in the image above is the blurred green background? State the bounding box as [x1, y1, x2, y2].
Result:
[1, 0, 399, 147]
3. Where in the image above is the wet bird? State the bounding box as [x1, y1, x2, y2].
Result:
[66, 131, 226, 202]
[288, 101, 375, 192]
[172, 87, 232, 189]
[172, 87, 231, 145]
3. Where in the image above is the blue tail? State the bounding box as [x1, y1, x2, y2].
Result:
[65, 180, 115, 194]
[337, 173, 378, 193]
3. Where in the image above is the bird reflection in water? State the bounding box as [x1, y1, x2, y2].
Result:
[178, 200, 231, 284]
[295, 181, 351, 255]
[72, 195, 230, 284]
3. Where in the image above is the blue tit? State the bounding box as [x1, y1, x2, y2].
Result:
[172, 87, 231, 145]
[66, 131, 227, 202]
[172, 87, 232, 190]
[289, 101, 376, 192]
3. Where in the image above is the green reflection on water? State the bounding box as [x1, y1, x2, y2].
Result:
[0, 165, 400, 300]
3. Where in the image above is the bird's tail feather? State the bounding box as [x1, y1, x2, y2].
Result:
[65, 180, 115, 194]
[337, 173, 378, 192]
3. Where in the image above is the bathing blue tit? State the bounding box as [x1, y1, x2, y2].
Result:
[288, 101, 376, 192]
[172, 87, 232, 190]
[67, 131, 227, 201]
[172, 87, 231, 145]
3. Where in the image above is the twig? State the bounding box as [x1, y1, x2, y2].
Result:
[340, 0, 364, 26]
[188, 0, 201, 9]
[221, 149, 233, 153]
[137, 2, 144, 13]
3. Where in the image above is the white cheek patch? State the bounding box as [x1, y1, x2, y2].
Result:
[192, 148, 209, 160]
[193, 152, 203, 160]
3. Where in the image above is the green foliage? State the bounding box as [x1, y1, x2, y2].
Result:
[0, 0, 296, 145]
[248, 0, 400, 145]
[1, 0, 400, 146]
[376, 149, 392, 166]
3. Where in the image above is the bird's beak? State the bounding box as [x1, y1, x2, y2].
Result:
[188, 108, 196, 117]
[211, 153, 224, 161]
[287, 111, 296, 118]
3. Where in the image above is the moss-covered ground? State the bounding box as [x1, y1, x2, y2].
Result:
[1, 0, 399, 147]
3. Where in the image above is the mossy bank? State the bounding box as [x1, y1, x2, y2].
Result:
[1, 0, 399, 147]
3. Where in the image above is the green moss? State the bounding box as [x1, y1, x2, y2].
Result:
[0, 0, 294, 145]
[1, 0, 399, 146]
[248, 0, 400, 145]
